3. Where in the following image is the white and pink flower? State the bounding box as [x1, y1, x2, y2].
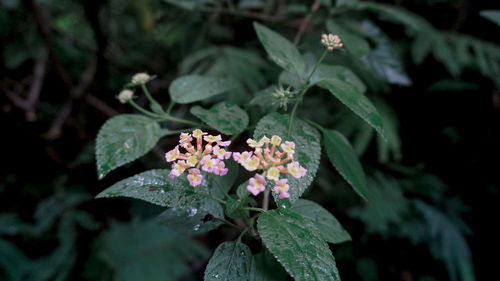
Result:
[247, 174, 267, 196]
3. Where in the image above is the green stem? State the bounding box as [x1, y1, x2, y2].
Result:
[304, 119, 324, 132]
[287, 49, 329, 138]
[262, 188, 270, 210]
[305, 49, 329, 84]
[236, 226, 250, 242]
[215, 218, 242, 230]
[141, 84, 163, 111]
[160, 127, 199, 137]
[243, 207, 266, 213]
[161, 115, 205, 127]
[128, 100, 161, 118]
[197, 191, 227, 205]
[211, 174, 231, 200]
[165, 101, 176, 115]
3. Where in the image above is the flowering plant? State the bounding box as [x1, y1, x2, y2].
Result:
[94, 24, 387, 281]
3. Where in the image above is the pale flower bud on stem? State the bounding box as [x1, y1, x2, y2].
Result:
[131, 72, 151, 85]
[321, 33, 343, 51]
[117, 89, 134, 104]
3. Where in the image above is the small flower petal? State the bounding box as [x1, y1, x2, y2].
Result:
[187, 168, 203, 186]
[287, 161, 307, 178]
[165, 146, 180, 162]
[266, 166, 280, 181]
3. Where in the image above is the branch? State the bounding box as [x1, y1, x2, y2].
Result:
[293, 0, 321, 46]
[45, 60, 97, 140]
[25, 49, 49, 121]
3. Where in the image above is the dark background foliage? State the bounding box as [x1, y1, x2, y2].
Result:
[1, 0, 499, 280]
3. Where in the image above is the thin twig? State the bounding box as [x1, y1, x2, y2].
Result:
[45, 60, 97, 140]
[84, 94, 119, 117]
[25, 49, 49, 121]
[293, 0, 321, 46]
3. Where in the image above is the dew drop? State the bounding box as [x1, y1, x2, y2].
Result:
[193, 224, 200, 231]
[189, 208, 198, 217]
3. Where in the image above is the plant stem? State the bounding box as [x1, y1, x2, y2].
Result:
[128, 100, 160, 118]
[236, 226, 250, 242]
[262, 188, 270, 210]
[162, 115, 205, 127]
[215, 218, 242, 230]
[197, 191, 227, 205]
[141, 84, 163, 112]
[287, 49, 329, 138]
[165, 101, 176, 115]
[305, 49, 329, 84]
[243, 207, 266, 213]
[304, 118, 324, 131]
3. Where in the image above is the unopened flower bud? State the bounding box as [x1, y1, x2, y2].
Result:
[131, 72, 151, 85]
[321, 33, 343, 51]
[117, 89, 134, 103]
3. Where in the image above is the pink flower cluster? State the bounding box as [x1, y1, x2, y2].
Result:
[165, 129, 231, 186]
[234, 135, 307, 199]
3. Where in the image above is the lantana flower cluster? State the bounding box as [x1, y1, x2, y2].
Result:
[165, 129, 231, 187]
[321, 33, 343, 51]
[233, 135, 307, 199]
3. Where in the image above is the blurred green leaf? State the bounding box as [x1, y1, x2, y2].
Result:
[0, 239, 31, 281]
[349, 173, 410, 235]
[326, 19, 370, 57]
[480, 10, 500, 27]
[413, 200, 476, 281]
[96, 114, 160, 179]
[100, 219, 208, 281]
[361, 20, 412, 86]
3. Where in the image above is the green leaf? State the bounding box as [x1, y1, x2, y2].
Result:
[348, 173, 410, 235]
[253, 113, 321, 202]
[156, 203, 223, 235]
[411, 34, 432, 65]
[372, 97, 401, 163]
[96, 169, 220, 210]
[190, 102, 249, 135]
[361, 20, 412, 86]
[323, 129, 368, 200]
[249, 252, 287, 281]
[480, 10, 500, 27]
[0, 239, 32, 281]
[413, 200, 476, 281]
[309, 64, 367, 93]
[290, 199, 351, 244]
[169, 75, 237, 104]
[326, 19, 370, 57]
[204, 241, 252, 281]
[258, 211, 341, 281]
[96, 114, 161, 179]
[317, 79, 385, 139]
[100, 219, 209, 281]
[253, 22, 305, 77]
